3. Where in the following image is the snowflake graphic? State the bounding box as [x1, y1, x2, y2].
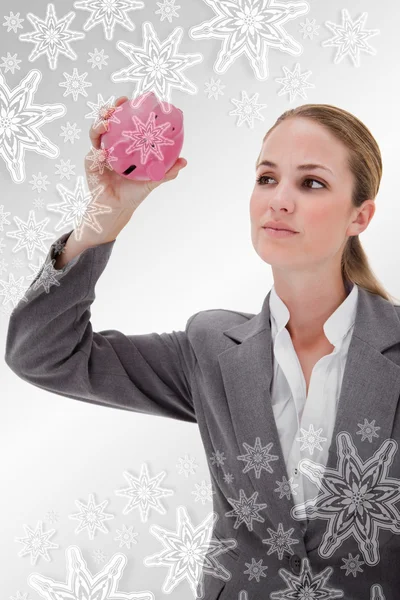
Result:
[114, 524, 139, 549]
[340, 552, 365, 577]
[291, 431, 400, 566]
[237, 436, 279, 477]
[29, 172, 50, 193]
[262, 522, 300, 560]
[27, 256, 62, 294]
[0, 204, 11, 230]
[47, 175, 110, 241]
[55, 159, 76, 180]
[321, 8, 380, 68]
[9, 592, 31, 600]
[0, 69, 65, 184]
[114, 463, 174, 523]
[86, 146, 118, 174]
[0, 272, 28, 308]
[223, 472, 234, 484]
[229, 90, 268, 128]
[356, 418, 381, 442]
[33, 197, 45, 209]
[189, 0, 309, 81]
[176, 453, 198, 477]
[144, 505, 238, 598]
[87, 173, 100, 186]
[295, 424, 328, 455]
[111, 22, 203, 107]
[85, 93, 122, 127]
[299, 17, 320, 40]
[3, 11, 24, 33]
[44, 509, 61, 524]
[19, 4, 85, 71]
[69, 493, 114, 540]
[0, 52, 22, 74]
[60, 121, 81, 143]
[87, 47, 109, 69]
[192, 480, 214, 504]
[243, 557, 268, 582]
[121, 109, 176, 165]
[274, 475, 299, 500]
[6, 209, 54, 260]
[73, 0, 145, 41]
[155, 0, 181, 23]
[92, 548, 107, 564]
[270, 557, 344, 599]
[370, 584, 386, 600]
[59, 68, 92, 101]
[275, 62, 315, 102]
[204, 76, 226, 100]
[28, 545, 154, 600]
[225, 488, 268, 531]
[14, 520, 59, 566]
[210, 449, 226, 468]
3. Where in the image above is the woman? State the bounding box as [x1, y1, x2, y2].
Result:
[5, 100, 400, 600]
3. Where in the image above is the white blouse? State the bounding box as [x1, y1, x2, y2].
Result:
[269, 279, 358, 508]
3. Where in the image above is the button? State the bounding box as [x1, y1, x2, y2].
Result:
[289, 554, 301, 575]
[294, 468, 299, 476]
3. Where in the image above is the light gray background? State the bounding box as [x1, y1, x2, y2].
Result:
[1, 0, 398, 597]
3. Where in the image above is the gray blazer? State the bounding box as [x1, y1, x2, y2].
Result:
[5, 229, 400, 600]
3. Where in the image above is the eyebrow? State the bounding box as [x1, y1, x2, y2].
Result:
[256, 159, 333, 175]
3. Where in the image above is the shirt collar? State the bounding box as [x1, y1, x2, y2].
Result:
[269, 280, 359, 347]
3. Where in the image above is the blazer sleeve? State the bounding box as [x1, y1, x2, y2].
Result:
[4, 229, 198, 424]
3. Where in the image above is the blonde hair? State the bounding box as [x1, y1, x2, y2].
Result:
[256, 103, 400, 305]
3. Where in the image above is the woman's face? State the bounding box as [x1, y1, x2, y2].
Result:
[249, 117, 375, 273]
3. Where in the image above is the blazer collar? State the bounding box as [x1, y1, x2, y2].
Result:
[218, 285, 400, 558]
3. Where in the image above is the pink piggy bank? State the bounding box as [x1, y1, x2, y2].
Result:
[100, 91, 184, 182]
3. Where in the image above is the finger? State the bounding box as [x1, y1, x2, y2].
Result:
[89, 119, 109, 150]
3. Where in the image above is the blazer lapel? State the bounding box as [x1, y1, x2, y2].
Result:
[218, 285, 400, 559]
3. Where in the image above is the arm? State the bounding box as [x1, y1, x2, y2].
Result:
[5, 230, 197, 423]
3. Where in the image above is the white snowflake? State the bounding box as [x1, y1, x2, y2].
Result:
[48, 175, 110, 241]
[15, 520, 59, 566]
[189, 0, 309, 81]
[60, 121, 81, 143]
[262, 522, 300, 560]
[340, 552, 365, 577]
[11, 256, 24, 269]
[144, 505, 238, 597]
[87, 47, 109, 70]
[0, 69, 65, 184]
[192, 480, 214, 504]
[291, 431, 400, 566]
[270, 557, 344, 599]
[0, 272, 28, 308]
[0, 205, 11, 230]
[27, 256, 62, 294]
[121, 109, 176, 164]
[92, 548, 107, 564]
[73, 0, 145, 41]
[86, 146, 118, 174]
[55, 158, 76, 180]
[69, 493, 114, 540]
[44, 509, 61, 524]
[176, 453, 198, 477]
[322, 8, 380, 68]
[87, 173, 100, 186]
[295, 424, 328, 455]
[225, 488, 267, 531]
[3, 11, 24, 33]
[111, 22, 203, 106]
[210, 450, 226, 468]
[32, 197, 45, 209]
[299, 17, 320, 40]
[237, 436, 279, 477]
[59, 67, 92, 101]
[9, 592, 31, 600]
[28, 545, 154, 600]
[114, 463, 174, 523]
[229, 90, 267, 128]
[204, 76, 226, 100]
[0, 52, 22, 74]
[29, 172, 50, 193]
[356, 418, 381, 442]
[274, 474, 299, 500]
[114, 524, 139, 549]
[275, 62, 315, 103]
[223, 472, 234, 484]
[6, 209, 54, 260]
[155, 0, 181, 23]
[19, 4, 85, 71]
[243, 557, 268, 582]
[85, 93, 122, 127]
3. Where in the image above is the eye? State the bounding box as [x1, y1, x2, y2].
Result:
[256, 175, 326, 189]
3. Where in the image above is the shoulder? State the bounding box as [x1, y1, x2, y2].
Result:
[185, 309, 254, 357]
